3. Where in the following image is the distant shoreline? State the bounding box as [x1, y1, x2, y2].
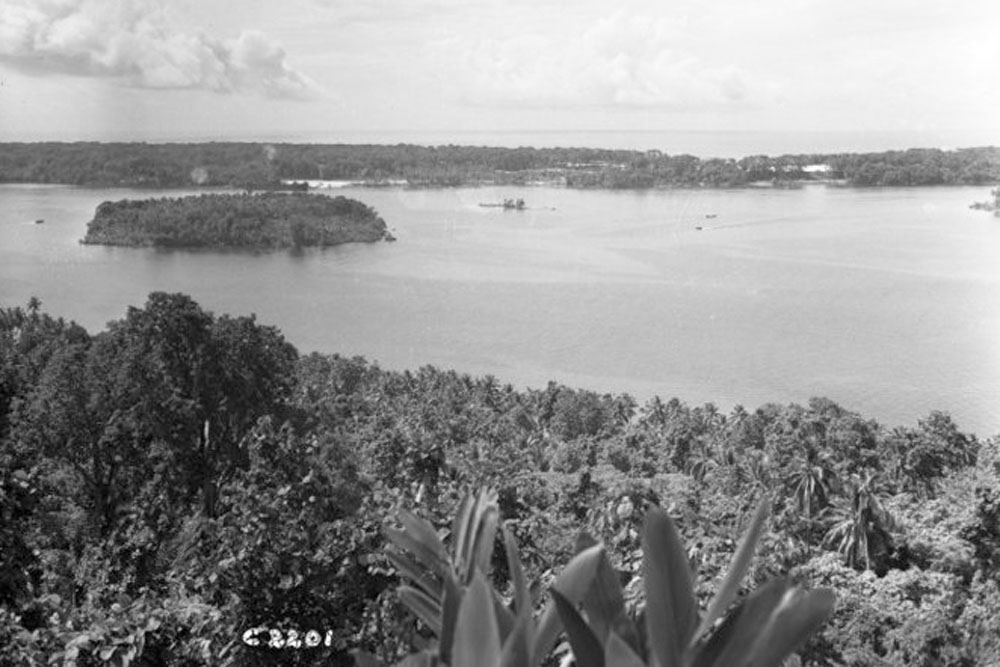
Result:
[5, 128, 992, 157]
[0, 142, 997, 190]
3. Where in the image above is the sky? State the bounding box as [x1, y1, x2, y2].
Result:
[1, 0, 998, 147]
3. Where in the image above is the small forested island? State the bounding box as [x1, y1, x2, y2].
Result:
[1, 142, 999, 189]
[81, 192, 391, 248]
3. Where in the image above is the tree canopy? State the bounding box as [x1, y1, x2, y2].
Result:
[81, 193, 390, 249]
[0, 294, 998, 665]
[2, 142, 998, 189]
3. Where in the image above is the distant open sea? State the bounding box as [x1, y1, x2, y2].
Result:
[12, 128, 998, 159]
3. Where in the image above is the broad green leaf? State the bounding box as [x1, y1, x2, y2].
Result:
[551, 589, 604, 667]
[605, 632, 646, 667]
[439, 572, 462, 665]
[473, 501, 500, 577]
[691, 499, 770, 646]
[643, 507, 697, 667]
[398, 510, 448, 561]
[574, 531, 600, 553]
[610, 613, 644, 661]
[397, 651, 434, 667]
[385, 528, 448, 578]
[582, 552, 627, 643]
[534, 544, 606, 663]
[453, 574, 501, 667]
[493, 589, 516, 644]
[452, 494, 474, 567]
[745, 587, 835, 667]
[452, 494, 474, 563]
[457, 491, 486, 578]
[502, 523, 531, 618]
[551, 543, 607, 600]
[499, 612, 532, 667]
[454, 490, 499, 582]
[386, 550, 443, 601]
[692, 578, 791, 667]
[398, 585, 443, 637]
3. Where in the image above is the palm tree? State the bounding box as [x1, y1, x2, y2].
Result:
[824, 473, 896, 570]
[741, 448, 773, 488]
[0, 306, 26, 332]
[686, 440, 718, 482]
[786, 451, 838, 518]
[612, 394, 637, 428]
[641, 395, 669, 428]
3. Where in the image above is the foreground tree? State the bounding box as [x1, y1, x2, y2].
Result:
[98, 292, 298, 517]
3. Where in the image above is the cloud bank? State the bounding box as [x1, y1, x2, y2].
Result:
[0, 0, 321, 99]
[435, 12, 766, 111]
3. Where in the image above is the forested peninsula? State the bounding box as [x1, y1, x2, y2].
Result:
[1, 142, 998, 189]
[81, 192, 391, 248]
[2, 294, 1000, 665]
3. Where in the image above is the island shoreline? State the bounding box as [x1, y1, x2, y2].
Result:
[1, 142, 996, 190]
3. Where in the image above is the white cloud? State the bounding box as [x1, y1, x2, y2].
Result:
[314, 0, 475, 25]
[0, 0, 322, 99]
[433, 11, 771, 111]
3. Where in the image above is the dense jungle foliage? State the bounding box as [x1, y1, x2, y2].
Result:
[81, 193, 390, 248]
[1, 294, 999, 666]
[1, 142, 998, 189]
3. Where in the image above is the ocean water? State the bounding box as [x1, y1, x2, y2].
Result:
[1, 183, 999, 436]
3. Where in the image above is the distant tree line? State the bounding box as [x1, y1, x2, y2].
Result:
[2, 294, 999, 665]
[1, 142, 998, 189]
[828, 147, 1000, 186]
[81, 193, 390, 249]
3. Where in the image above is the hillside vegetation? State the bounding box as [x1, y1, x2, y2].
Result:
[1, 294, 998, 665]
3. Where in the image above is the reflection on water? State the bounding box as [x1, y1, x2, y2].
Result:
[1, 183, 998, 435]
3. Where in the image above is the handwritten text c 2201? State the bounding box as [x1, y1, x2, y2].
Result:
[241, 627, 336, 649]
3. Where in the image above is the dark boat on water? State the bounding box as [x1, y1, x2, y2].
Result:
[479, 198, 526, 210]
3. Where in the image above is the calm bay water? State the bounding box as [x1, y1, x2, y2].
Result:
[1, 183, 999, 436]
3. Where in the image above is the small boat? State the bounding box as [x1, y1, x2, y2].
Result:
[35, 219, 45, 224]
[704, 213, 717, 219]
[479, 198, 526, 210]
